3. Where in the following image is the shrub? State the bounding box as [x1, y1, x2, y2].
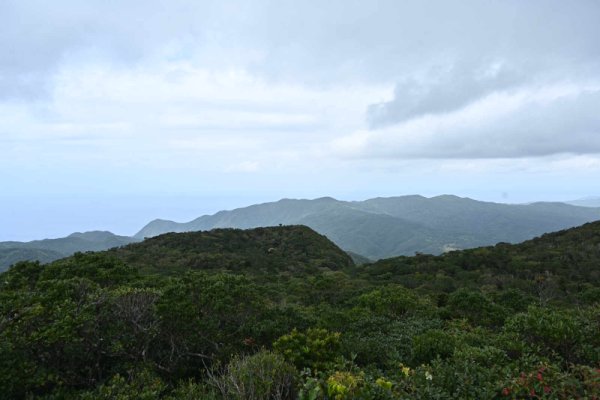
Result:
[357, 285, 432, 319]
[445, 288, 507, 327]
[274, 328, 341, 371]
[327, 371, 363, 399]
[210, 350, 296, 400]
[500, 363, 600, 399]
[79, 369, 166, 400]
[504, 306, 585, 363]
[411, 329, 456, 365]
[165, 380, 220, 400]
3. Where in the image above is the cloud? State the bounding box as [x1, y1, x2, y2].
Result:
[334, 83, 600, 159]
[0, 59, 385, 174]
[3, 0, 600, 243]
[367, 62, 525, 128]
[3, 0, 600, 100]
[0, 0, 221, 99]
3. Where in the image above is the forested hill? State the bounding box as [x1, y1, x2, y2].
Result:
[0, 231, 138, 271]
[106, 225, 354, 276]
[358, 220, 600, 304]
[1, 223, 599, 398]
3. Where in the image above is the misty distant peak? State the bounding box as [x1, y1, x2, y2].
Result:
[68, 231, 119, 240]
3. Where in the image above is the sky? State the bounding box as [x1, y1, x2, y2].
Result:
[2, 0, 600, 241]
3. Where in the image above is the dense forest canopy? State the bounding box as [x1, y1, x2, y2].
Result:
[1, 224, 598, 399]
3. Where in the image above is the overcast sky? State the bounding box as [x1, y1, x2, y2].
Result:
[2, 0, 600, 240]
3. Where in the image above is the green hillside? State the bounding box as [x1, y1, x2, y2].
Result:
[0, 247, 64, 268]
[0, 231, 139, 272]
[135, 195, 600, 259]
[1, 224, 599, 399]
[3, 196, 600, 269]
[358, 220, 600, 305]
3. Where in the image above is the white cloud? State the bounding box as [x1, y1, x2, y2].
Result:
[334, 82, 600, 159]
[0, 60, 386, 173]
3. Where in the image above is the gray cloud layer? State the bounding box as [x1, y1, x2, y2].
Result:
[2, 0, 600, 159]
[367, 63, 525, 128]
[336, 86, 600, 159]
[3, 1, 599, 94]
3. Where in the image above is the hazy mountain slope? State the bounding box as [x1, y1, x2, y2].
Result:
[135, 196, 600, 259]
[135, 197, 342, 238]
[0, 231, 138, 271]
[567, 196, 600, 207]
[4, 196, 600, 269]
[0, 247, 65, 269]
[360, 220, 600, 297]
[346, 251, 372, 265]
[296, 208, 451, 260]
[355, 196, 600, 244]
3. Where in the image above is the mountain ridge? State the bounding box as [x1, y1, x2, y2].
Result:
[134, 195, 600, 259]
[0, 231, 138, 271]
[3, 195, 600, 270]
[567, 196, 600, 207]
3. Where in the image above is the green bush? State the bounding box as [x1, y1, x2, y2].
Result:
[165, 380, 220, 400]
[445, 288, 507, 327]
[340, 315, 442, 369]
[504, 306, 585, 363]
[357, 285, 433, 318]
[413, 357, 503, 399]
[411, 329, 456, 365]
[579, 286, 600, 305]
[274, 328, 341, 371]
[79, 369, 166, 400]
[210, 350, 296, 400]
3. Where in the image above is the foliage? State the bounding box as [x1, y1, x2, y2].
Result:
[1, 223, 600, 399]
[108, 225, 354, 278]
[444, 288, 507, 327]
[209, 350, 296, 400]
[500, 364, 600, 399]
[411, 329, 456, 365]
[356, 284, 433, 318]
[504, 306, 595, 364]
[273, 328, 341, 372]
[78, 369, 167, 400]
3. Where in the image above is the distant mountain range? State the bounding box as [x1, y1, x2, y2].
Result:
[134, 195, 600, 260]
[2, 195, 600, 271]
[566, 196, 600, 208]
[0, 231, 137, 271]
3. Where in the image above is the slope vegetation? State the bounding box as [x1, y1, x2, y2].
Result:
[3, 195, 600, 268]
[108, 225, 354, 276]
[359, 220, 600, 303]
[136, 195, 600, 259]
[1, 223, 599, 398]
[0, 231, 138, 271]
